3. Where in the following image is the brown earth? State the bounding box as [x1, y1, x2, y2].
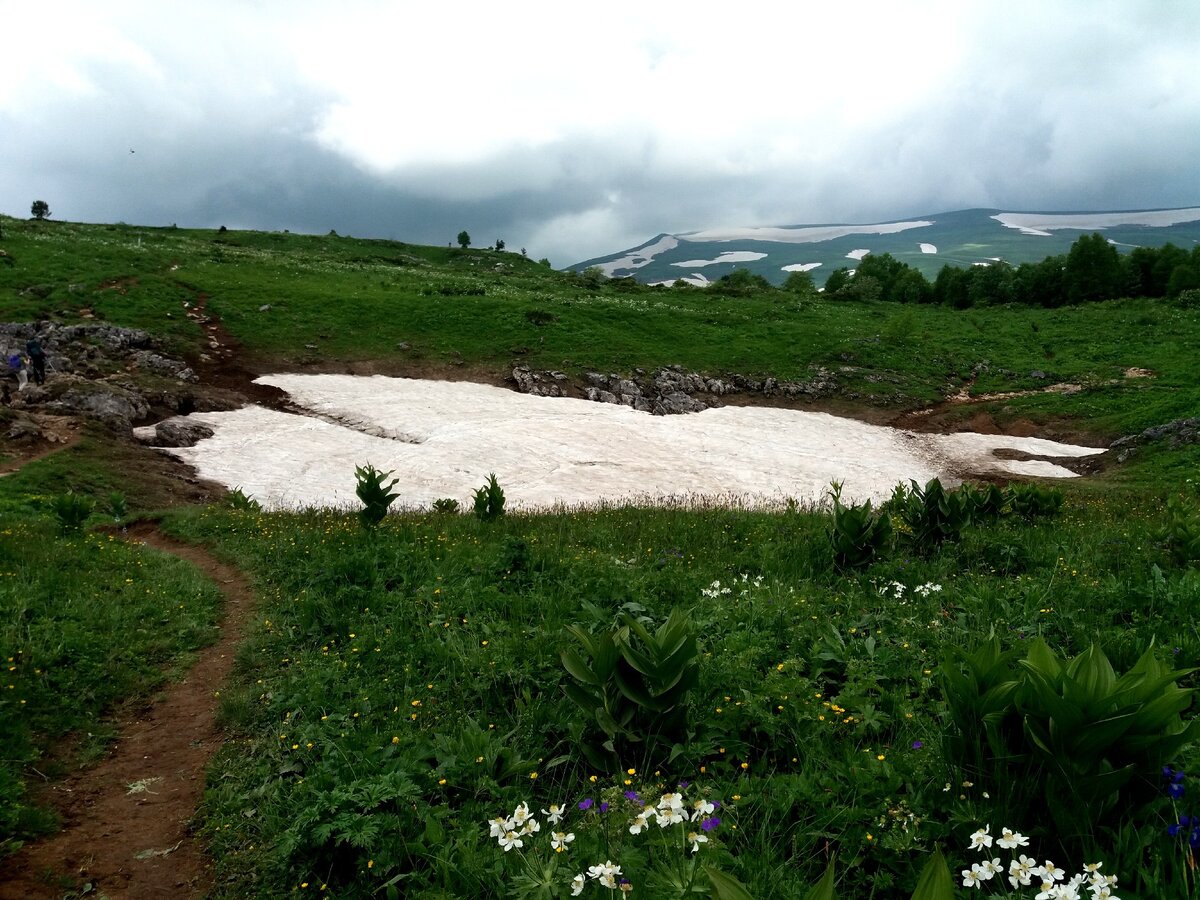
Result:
[0, 524, 256, 900]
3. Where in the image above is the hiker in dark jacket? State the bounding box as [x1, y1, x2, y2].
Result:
[26, 339, 46, 385]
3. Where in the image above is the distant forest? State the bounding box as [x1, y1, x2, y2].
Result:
[594, 233, 1200, 306]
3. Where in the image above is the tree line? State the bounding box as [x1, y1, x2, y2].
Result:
[822, 232, 1200, 307]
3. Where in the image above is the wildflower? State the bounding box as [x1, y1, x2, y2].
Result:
[911, 741, 923, 750]
[543, 803, 566, 825]
[618, 879, 633, 895]
[690, 799, 716, 820]
[1008, 855, 1036, 888]
[1035, 860, 1065, 884]
[488, 816, 510, 838]
[587, 860, 623, 889]
[701, 816, 721, 832]
[499, 831, 523, 851]
[599, 802, 609, 813]
[571, 874, 586, 896]
[687, 830, 708, 853]
[629, 813, 652, 835]
[962, 864, 984, 888]
[969, 826, 993, 850]
[512, 802, 533, 827]
[979, 858, 1002, 879]
[997, 827, 1029, 849]
[551, 831, 575, 852]
[624, 790, 642, 804]
[578, 798, 594, 811]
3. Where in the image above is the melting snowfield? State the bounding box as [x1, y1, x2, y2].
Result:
[992, 208, 1200, 236]
[145, 375, 1104, 512]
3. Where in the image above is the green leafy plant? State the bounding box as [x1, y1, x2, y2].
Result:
[889, 478, 972, 554]
[473, 473, 506, 521]
[827, 481, 892, 570]
[1158, 495, 1200, 566]
[355, 463, 399, 528]
[957, 482, 1008, 524]
[1006, 483, 1064, 520]
[431, 497, 460, 514]
[942, 635, 1200, 848]
[51, 491, 94, 535]
[561, 608, 700, 772]
[225, 486, 261, 511]
[802, 847, 954, 899]
[105, 490, 128, 521]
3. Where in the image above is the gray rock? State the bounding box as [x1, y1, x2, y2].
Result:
[51, 385, 150, 427]
[152, 418, 215, 447]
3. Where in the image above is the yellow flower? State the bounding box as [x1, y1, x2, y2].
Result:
[392, 736, 400, 744]
[627, 768, 636, 775]
[877, 754, 886, 761]
[529, 772, 538, 780]
[367, 860, 374, 869]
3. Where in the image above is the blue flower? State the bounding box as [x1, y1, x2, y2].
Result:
[624, 790, 642, 804]
[578, 798, 593, 811]
[701, 816, 721, 832]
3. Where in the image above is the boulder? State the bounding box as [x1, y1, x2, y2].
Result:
[152, 418, 215, 447]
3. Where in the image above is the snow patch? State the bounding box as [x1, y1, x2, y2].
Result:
[151, 375, 1102, 512]
[671, 251, 768, 267]
[992, 208, 1200, 235]
[679, 220, 934, 244]
[594, 235, 679, 276]
[781, 262, 822, 272]
[846, 249, 870, 261]
[651, 273, 710, 287]
[919, 243, 937, 254]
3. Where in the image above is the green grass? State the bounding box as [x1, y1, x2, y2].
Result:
[157, 483, 1200, 898]
[6, 215, 1200, 896]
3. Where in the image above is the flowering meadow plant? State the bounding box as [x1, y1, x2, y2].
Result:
[485, 781, 749, 898]
[959, 826, 1119, 900]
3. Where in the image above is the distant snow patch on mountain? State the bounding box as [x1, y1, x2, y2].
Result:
[781, 262, 822, 272]
[595, 234, 679, 275]
[671, 251, 768, 267]
[679, 221, 933, 244]
[651, 273, 710, 287]
[919, 243, 937, 254]
[992, 208, 1200, 236]
[846, 249, 870, 261]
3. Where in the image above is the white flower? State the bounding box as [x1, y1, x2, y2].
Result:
[488, 816, 510, 838]
[979, 858, 1001, 879]
[690, 799, 716, 821]
[997, 827, 1030, 850]
[962, 866, 984, 888]
[629, 813, 650, 835]
[512, 802, 533, 826]
[521, 818, 541, 836]
[1009, 855, 1037, 888]
[1036, 860, 1065, 883]
[968, 826, 993, 851]
[687, 831, 708, 853]
[656, 794, 686, 826]
[588, 860, 622, 889]
[571, 874, 586, 896]
[543, 803, 566, 825]
[551, 831, 575, 852]
[499, 830, 523, 852]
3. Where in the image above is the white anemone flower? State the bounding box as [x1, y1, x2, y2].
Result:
[962, 865, 984, 888]
[968, 826, 993, 850]
[1008, 855, 1037, 888]
[488, 816, 510, 838]
[996, 827, 1030, 849]
[690, 799, 716, 821]
[499, 830, 523, 852]
[551, 831, 575, 852]
[687, 831, 709, 853]
[570, 874, 586, 896]
[542, 803, 566, 825]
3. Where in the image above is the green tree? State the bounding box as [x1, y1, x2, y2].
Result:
[1064, 232, 1123, 304]
[823, 267, 853, 296]
[456, 230, 471, 249]
[30, 200, 50, 220]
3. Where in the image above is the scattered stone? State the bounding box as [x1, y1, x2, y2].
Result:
[258, 304, 271, 312]
[1110, 417, 1200, 450]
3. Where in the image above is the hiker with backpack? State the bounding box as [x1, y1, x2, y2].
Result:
[7, 350, 28, 391]
[25, 338, 46, 385]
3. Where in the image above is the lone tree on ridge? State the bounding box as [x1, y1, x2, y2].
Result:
[456, 230, 470, 249]
[30, 200, 50, 220]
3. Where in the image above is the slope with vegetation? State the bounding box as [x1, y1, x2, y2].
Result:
[1, 214, 1200, 897]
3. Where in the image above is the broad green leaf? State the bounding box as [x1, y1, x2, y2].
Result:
[561, 649, 600, 686]
[909, 846, 955, 900]
[706, 866, 755, 900]
[803, 861, 836, 900]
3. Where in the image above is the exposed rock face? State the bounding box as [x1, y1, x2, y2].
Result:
[137, 418, 216, 447]
[50, 383, 151, 427]
[511, 366, 568, 398]
[514, 364, 840, 415]
[1110, 417, 1200, 460]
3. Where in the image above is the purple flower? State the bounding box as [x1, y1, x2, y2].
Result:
[678, 780, 690, 790]
[624, 790, 642, 804]
[578, 798, 593, 810]
[701, 816, 721, 832]
[911, 741, 924, 750]
[1189, 827, 1200, 850]
[599, 802, 609, 813]
[1170, 823, 1183, 837]
[1171, 783, 1187, 799]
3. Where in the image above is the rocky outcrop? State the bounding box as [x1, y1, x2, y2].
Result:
[1109, 417, 1200, 460]
[510, 364, 840, 415]
[134, 418, 215, 447]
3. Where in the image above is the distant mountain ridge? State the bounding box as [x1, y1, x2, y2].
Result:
[571, 207, 1200, 287]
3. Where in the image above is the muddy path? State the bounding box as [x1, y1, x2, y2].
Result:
[0, 524, 255, 899]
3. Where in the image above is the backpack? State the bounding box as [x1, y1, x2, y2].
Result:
[7, 354, 20, 371]
[26, 340, 44, 360]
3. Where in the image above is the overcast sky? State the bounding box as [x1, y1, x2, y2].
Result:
[3, 1, 1198, 266]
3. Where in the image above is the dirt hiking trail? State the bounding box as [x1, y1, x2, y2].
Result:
[0, 524, 255, 899]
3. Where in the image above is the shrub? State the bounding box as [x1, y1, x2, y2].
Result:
[1006, 483, 1064, 520]
[225, 487, 261, 511]
[473, 473, 506, 521]
[888, 478, 972, 554]
[431, 497, 460, 514]
[827, 481, 892, 570]
[354, 463, 399, 527]
[51, 491, 94, 535]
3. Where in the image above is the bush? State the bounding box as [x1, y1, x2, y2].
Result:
[888, 478, 972, 554]
[431, 497, 460, 514]
[355, 463, 399, 528]
[51, 491, 93, 535]
[827, 482, 892, 570]
[472, 473, 506, 521]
